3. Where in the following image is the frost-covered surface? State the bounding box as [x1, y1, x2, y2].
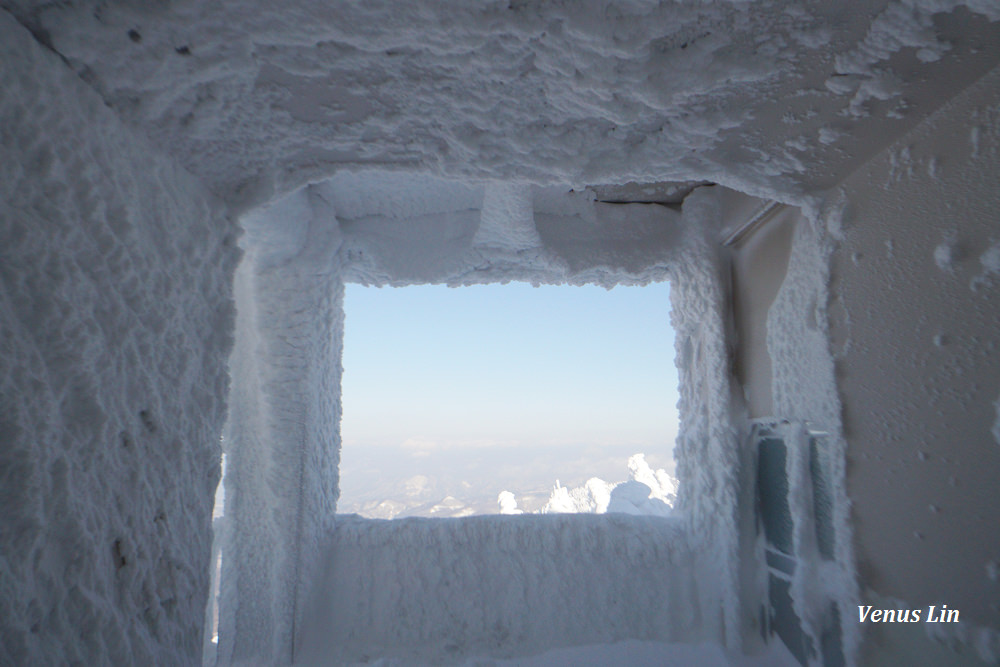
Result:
[830, 0, 1000, 117]
[830, 61, 1000, 647]
[4, 1, 999, 205]
[992, 395, 1000, 447]
[334, 174, 688, 289]
[973, 240, 1000, 291]
[666, 187, 745, 651]
[339, 183, 743, 653]
[8, 0, 998, 662]
[340, 639, 800, 667]
[214, 180, 748, 663]
[933, 231, 958, 272]
[216, 186, 344, 666]
[537, 453, 678, 516]
[0, 12, 237, 666]
[297, 514, 705, 665]
[764, 200, 862, 660]
[924, 615, 1000, 664]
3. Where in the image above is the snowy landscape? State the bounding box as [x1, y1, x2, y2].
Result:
[338, 451, 678, 519]
[336, 280, 680, 520]
[3, 1, 1000, 666]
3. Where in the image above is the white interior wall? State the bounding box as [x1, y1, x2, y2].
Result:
[729, 202, 798, 420]
[829, 65, 1000, 663]
[0, 13, 238, 665]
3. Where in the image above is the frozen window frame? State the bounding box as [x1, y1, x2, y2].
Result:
[211, 180, 747, 662]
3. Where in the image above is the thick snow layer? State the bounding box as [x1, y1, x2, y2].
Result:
[0, 11, 237, 666]
[297, 514, 705, 665]
[6, 1, 999, 204]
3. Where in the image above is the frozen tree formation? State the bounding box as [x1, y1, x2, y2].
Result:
[497, 491, 524, 516]
[519, 453, 679, 516]
[2, 0, 1000, 666]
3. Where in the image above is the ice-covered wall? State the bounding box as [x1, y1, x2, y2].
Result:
[830, 64, 1000, 661]
[333, 173, 687, 289]
[0, 11, 237, 666]
[667, 188, 745, 651]
[6, 0, 999, 662]
[216, 177, 748, 664]
[298, 514, 702, 665]
[217, 185, 344, 665]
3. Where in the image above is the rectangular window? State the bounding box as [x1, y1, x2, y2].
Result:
[337, 281, 679, 518]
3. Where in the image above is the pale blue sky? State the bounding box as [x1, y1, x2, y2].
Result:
[340, 281, 679, 457]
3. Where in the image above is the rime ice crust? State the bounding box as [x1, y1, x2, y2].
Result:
[0, 12, 238, 667]
[216, 186, 345, 666]
[299, 513, 698, 665]
[4, 0, 999, 663]
[8, 0, 999, 207]
[217, 179, 750, 662]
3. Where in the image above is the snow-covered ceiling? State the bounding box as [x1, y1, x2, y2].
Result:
[5, 0, 999, 207]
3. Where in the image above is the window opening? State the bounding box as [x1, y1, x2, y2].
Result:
[337, 281, 679, 518]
